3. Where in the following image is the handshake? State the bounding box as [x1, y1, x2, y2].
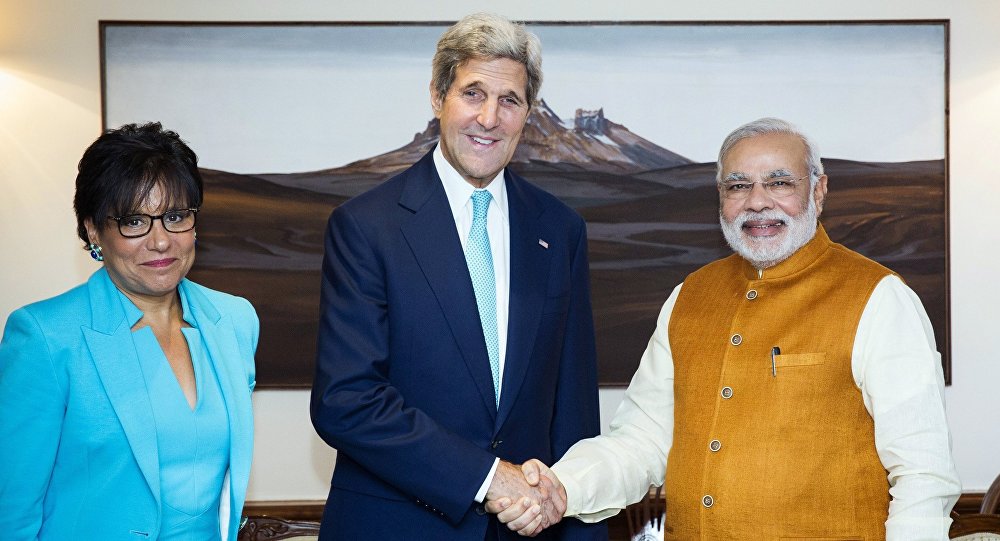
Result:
[485, 459, 566, 537]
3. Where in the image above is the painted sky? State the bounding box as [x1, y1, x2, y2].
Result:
[105, 23, 945, 174]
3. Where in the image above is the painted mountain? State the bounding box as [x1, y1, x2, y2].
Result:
[187, 100, 948, 386]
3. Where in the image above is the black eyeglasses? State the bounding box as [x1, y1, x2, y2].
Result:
[720, 175, 809, 201]
[107, 208, 199, 238]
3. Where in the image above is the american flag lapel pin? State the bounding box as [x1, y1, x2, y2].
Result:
[538, 239, 549, 249]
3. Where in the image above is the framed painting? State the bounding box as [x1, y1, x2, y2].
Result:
[101, 20, 949, 386]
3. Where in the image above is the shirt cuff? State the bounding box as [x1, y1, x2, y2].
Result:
[474, 457, 501, 503]
[885, 515, 953, 541]
[552, 461, 622, 523]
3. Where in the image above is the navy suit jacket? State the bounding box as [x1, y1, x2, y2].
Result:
[310, 150, 606, 540]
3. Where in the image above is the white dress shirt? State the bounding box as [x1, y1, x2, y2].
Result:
[432, 146, 511, 503]
[552, 274, 961, 541]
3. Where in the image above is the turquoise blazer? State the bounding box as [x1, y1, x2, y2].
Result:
[0, 268, 257, 541]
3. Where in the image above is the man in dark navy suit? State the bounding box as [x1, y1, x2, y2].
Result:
[310, 12, 607, 541]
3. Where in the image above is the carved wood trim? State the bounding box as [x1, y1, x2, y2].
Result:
[949, 514, 1000, 537]
[238, 514, 321, 541]
[242, 492, 989, 541]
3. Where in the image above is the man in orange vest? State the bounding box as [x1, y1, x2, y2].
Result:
[488, 117, 961, 540]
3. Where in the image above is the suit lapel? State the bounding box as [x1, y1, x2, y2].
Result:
[83, 269, 161, 506]
[180, 281, 253, 523]
[399, 153, 498, 420]
[496, 173, 549, 430]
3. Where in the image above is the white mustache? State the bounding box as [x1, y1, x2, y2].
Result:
[732, 209, 792, 228]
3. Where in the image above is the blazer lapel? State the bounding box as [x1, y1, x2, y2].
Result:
[496, 173, 549, 430]
[82, 269, 161, 506]
[399, 152, 498, 420]
[180, 281, 253, 520]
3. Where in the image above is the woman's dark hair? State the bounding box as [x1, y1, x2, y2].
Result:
[73, 122, 203, 247]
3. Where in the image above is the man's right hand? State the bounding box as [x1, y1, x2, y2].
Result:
[485, 459, 566, 536]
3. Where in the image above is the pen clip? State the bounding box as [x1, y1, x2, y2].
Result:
[771, 346, 780, 377]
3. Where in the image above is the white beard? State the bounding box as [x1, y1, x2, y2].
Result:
[719, 196, 818, 269]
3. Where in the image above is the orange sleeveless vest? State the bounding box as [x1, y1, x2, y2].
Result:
[665, 225, 892, 540]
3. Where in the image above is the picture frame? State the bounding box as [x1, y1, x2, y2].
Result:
[101, 20, 950, 386]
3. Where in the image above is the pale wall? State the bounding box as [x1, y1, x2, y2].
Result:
[1, 0, 997, 501]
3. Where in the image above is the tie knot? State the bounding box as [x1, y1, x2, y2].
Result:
[471, 190, 492, 220]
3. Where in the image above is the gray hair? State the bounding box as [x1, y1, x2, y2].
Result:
[432, 13, 542, 107]
[716, 117, 824, 186]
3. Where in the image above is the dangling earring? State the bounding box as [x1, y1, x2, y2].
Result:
[88, 243, 104, 262]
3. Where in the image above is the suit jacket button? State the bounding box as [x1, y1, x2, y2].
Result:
[476, 504, 487, 515]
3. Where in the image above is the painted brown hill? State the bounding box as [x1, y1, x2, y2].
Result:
[254, 99, 692, 197]
[189, 152, 946, 387]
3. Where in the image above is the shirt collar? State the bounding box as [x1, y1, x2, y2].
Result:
[433, 144, 508, 222]
[114, 282, 197, 329]
[116, 288, 144, 329]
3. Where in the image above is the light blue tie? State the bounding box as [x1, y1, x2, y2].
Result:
[466, 190, 500, 408]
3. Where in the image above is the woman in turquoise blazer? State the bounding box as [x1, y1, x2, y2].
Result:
[0, 123, 257, 541]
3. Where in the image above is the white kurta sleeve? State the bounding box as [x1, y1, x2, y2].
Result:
[852, 275, 961, 541]
[551, 284, 680, 522]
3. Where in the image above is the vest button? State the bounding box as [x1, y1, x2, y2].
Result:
[709, 439, 722, 452]
[702, 494, 714, 508]
[746, 289, 758, 300]
[721, 386, 733, 399]
[730, 334, 742, 346]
